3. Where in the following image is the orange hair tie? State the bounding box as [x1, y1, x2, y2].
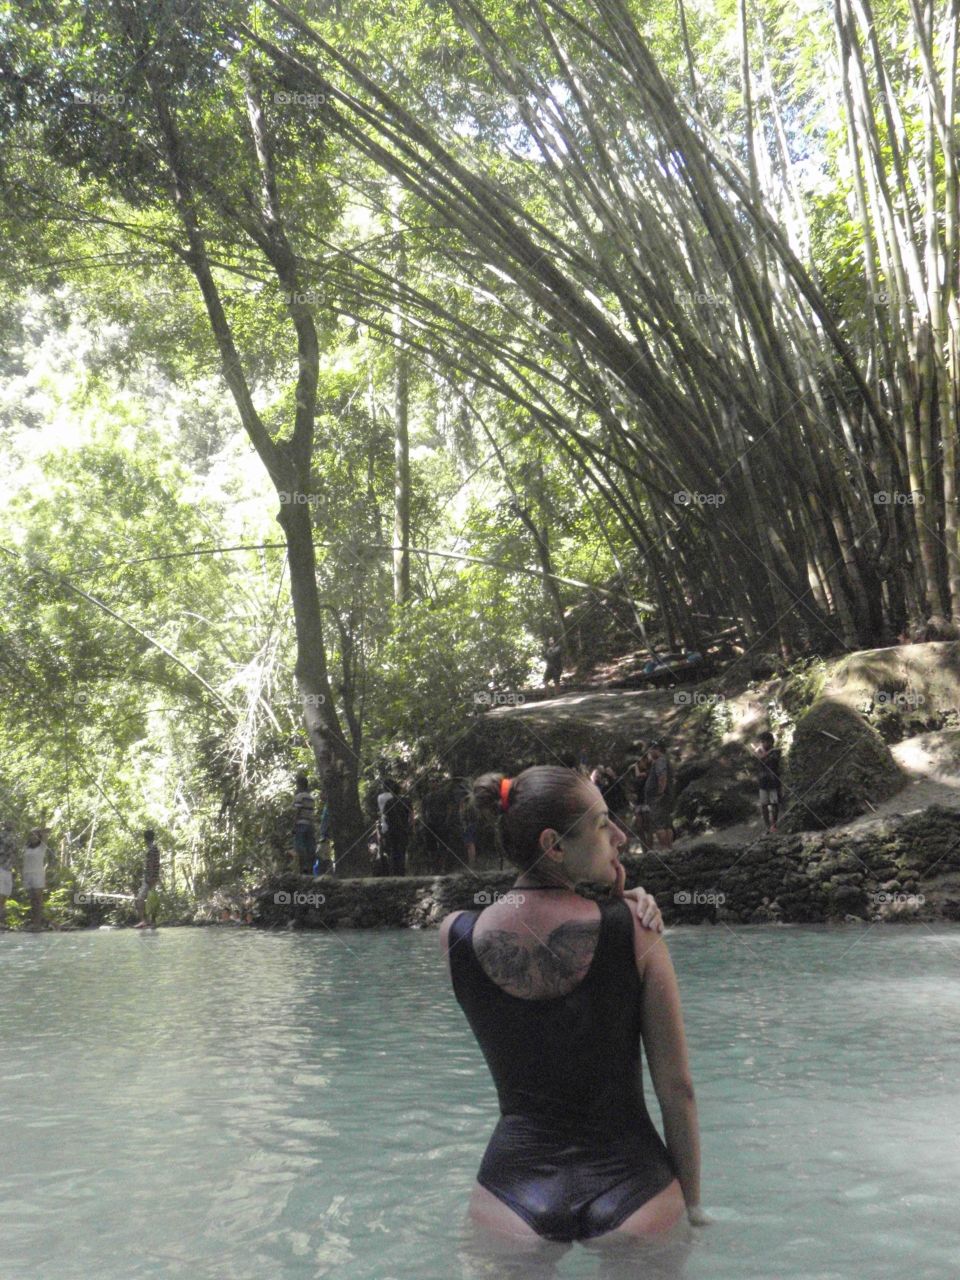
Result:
[499, 776, 514, 812]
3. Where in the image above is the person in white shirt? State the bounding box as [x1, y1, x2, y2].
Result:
[22, 826, 49, 931]
[0, 820, 17, 929]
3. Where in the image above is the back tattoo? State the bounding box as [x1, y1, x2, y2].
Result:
[474, 919, 600, 999]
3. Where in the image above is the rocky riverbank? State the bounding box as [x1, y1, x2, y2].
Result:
[242, 803, 960, 928]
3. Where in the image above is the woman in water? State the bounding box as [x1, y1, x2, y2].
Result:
[440, 766, 705, 1274]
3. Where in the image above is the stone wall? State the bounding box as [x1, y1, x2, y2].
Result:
[247, 804, 960, 928]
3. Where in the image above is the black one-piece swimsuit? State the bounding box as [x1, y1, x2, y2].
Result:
[448, 897, 677, 1243]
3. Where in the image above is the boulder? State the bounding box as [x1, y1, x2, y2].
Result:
[781, 698, 904, 832]
[673, 743, 757, 834]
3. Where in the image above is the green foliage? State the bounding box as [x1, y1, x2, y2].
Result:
[779, 657, 829, 720]
[1, 0, 945, 904]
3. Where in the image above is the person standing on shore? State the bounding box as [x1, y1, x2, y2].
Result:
[628, 745, 652, 852]
[377, 778, 413, 876]
[543, 636, 563, 689]
[644, 742, 675, 851]
[755, 732, 783, 832]
[22, 826, 49, 931]
[135, 829, 162, 929]
[293, 774, 317, 874]
[0, 819, 16, 929]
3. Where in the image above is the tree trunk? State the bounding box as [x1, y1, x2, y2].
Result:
[391, 186, 412, 605]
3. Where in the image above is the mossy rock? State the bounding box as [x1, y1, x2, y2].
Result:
[673, 743, 757, 834]
[781, 698, 904, 832]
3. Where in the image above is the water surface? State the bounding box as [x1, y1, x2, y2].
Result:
[1, 923, 958, 1279]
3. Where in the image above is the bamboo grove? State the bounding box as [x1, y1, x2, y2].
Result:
[238, 0, 959, 655]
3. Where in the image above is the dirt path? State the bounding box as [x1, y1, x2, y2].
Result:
[677, 731, 960, 849]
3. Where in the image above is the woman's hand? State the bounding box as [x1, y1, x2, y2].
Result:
[617, 867, 664, 932]
[686, 1205, 713, 1227]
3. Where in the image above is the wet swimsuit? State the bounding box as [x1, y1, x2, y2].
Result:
[448, 897, 676, 1242]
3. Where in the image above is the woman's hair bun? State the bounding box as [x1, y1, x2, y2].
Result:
[472, 771, 507, 818]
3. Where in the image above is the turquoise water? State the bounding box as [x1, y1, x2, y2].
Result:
[1, 924, 958, 1279]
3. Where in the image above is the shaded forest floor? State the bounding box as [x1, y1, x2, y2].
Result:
[678, 730, 960, 850]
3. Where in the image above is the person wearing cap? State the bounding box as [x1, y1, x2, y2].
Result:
[0, 819, 17, 929]
[22, 825, 49, 931]
[644, 742, 675, 850]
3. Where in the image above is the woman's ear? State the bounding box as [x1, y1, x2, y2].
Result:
[538, 827, 562, 855]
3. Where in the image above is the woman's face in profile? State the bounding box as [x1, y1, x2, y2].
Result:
[557, 784, 627, 885]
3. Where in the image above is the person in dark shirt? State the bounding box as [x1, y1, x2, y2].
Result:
[627, 744, 652, 852]
[543, 636, 563, 689]
[377, 777, 413, 876]
[135, 828, 161, 928]
[755, 732, 783, 832]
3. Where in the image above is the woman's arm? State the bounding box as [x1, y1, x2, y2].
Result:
[613, 859, 664, 932]
[633, 919, 703, 1219]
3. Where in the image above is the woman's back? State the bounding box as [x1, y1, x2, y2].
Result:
[449, 896, 661, 1135]
[448, 894, 680, 1243]
[441, 764, 699, 1244]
